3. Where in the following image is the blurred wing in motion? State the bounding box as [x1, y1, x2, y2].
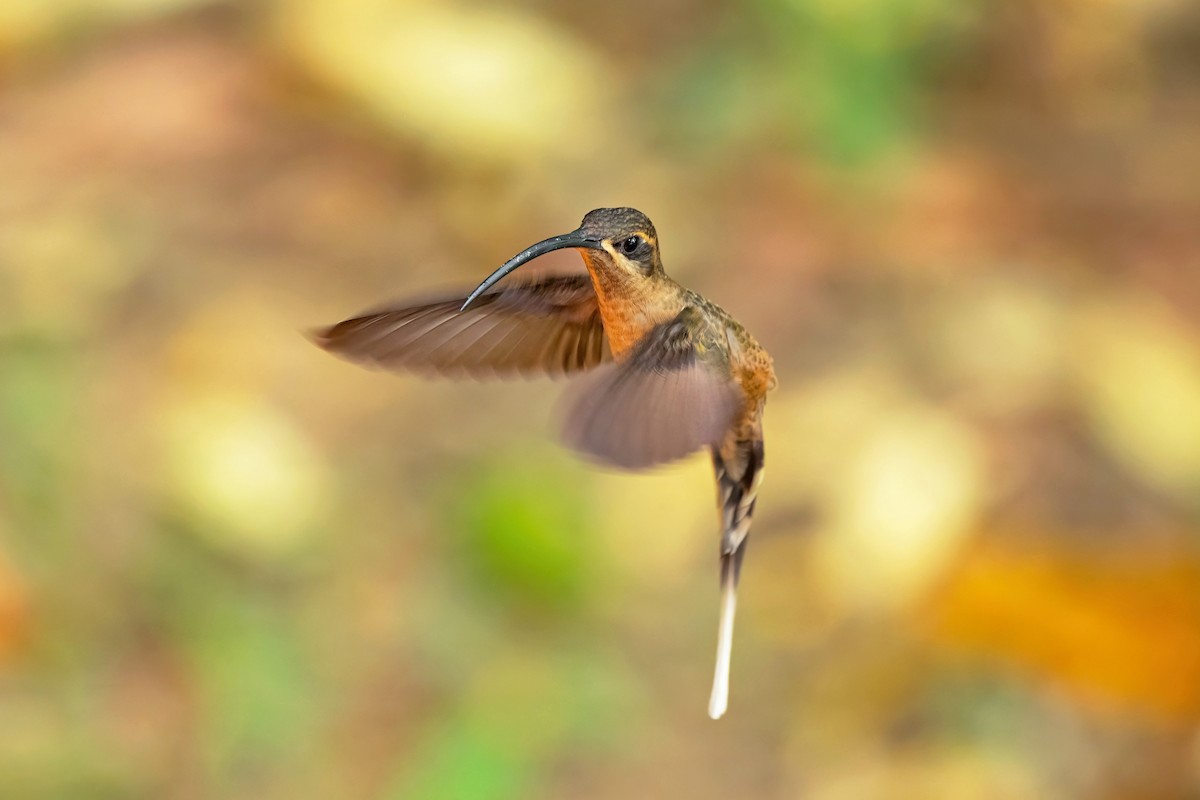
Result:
[559, 307, 745, 469]
[315, 275, 610, 379]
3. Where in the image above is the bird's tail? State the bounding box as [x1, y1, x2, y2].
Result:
[708, 439, 764, 720]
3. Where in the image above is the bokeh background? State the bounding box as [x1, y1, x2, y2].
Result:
[3, 0, 1200, 797]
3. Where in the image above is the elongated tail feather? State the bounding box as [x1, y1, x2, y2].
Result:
[708, 440, 764, 719]
[709, 543, 747, 719]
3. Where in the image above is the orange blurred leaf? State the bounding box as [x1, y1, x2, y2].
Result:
[926, 532, 1200, 723]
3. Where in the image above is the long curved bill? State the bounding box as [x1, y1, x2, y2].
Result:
[461, 230, 604, 311]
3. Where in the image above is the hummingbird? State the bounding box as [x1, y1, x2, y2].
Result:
[315, 207, 775, 719]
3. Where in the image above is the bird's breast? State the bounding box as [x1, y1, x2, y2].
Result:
[581, 260, 681, 360]
[595, 295, 673, 358]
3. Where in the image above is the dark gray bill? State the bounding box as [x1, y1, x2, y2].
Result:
[461, 230, 603, 311]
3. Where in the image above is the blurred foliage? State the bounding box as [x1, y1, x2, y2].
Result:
[443, 459, 596, 614]
[2, 0, 1200, 797]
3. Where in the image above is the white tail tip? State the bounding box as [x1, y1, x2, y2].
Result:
[707, 573, 738, 720]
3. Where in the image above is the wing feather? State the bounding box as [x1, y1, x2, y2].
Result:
[559, 308, 745, 469]
[315, 274, 610, 379]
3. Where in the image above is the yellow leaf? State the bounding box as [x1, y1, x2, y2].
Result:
[276, 0, 611, 162]
[157, 390, 331, 558]
[1072, 296, 1200, 498]
[816, 405, 984, 612]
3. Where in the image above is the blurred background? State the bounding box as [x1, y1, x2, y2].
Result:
[2, 0, 1200, 797]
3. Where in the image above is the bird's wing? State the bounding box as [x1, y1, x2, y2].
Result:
[314, 274, 610, 379]
[559, 307, 745, 470]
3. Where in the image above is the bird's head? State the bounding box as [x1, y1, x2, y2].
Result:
[577, 207, 662, 278]
[462, 207, 662, 311]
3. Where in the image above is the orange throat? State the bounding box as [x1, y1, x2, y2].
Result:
[580, 252, 679, 359]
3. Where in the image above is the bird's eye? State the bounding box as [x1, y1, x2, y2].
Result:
[621, 235, 642, 255]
